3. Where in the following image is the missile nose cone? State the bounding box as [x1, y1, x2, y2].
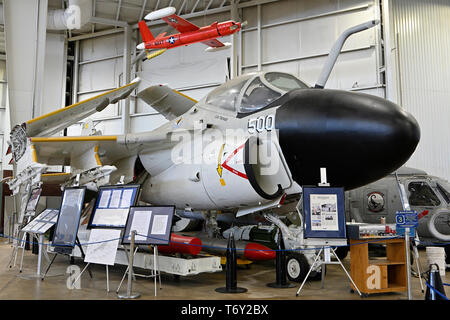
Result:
[244, 243, 276, 261]
[275, 89, 420, 190]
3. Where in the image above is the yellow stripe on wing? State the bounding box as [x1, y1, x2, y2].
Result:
[172, 89, 198, 103]
[26, 82, 136, 125]
[30, 136, 118, 143]
[41, 173, 71, 177]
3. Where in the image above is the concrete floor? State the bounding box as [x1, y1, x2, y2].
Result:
[0, 242, 447, 300]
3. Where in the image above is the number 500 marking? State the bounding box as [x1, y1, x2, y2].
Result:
[248, 114, 275, 134]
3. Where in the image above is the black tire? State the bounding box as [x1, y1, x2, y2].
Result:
[445, 245, 450, 266]
[333, 246, 349, 260]
[286, 253, 309, 283]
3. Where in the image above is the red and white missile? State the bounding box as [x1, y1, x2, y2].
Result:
[157, 233, 276, 261]
[158, 234, 202, 256]
[196, 236, 276, 261]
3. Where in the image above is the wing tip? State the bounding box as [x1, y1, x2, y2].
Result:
[144, 7, 177, 21]
[131, 77, 141, 85]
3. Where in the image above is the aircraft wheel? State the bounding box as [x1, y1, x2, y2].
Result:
[286, 253, 309, 283]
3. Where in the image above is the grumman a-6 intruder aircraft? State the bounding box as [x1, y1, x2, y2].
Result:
[6, 20, 420, 281]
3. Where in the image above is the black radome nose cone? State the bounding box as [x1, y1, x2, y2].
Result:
[275, 89, 420, 190]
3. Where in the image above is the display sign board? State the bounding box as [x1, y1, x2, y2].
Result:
[88, 185, 140, 229]
[395, 210, 417, 237]
[122, 206, 175, 245]
[52, 187, 86, 254]
[84, 228, 121, 266]
[22, 209, 59, 234]
[26, 188, 42, 212]
[303, 187, 346, 239]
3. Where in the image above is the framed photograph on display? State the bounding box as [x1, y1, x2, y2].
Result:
[26, 188, 42, 212]
[303, 186, 346, 239]
[122, 206, 175, 245]
[52, 187, 86, 254]
[88, 184, 141, 229]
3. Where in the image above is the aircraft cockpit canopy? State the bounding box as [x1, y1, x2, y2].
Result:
[205, 72, 309, 114]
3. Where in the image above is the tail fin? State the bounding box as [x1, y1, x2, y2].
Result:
[138, 20, 155, 43]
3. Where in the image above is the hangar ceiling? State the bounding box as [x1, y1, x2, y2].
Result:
[48, 0, 268, 35]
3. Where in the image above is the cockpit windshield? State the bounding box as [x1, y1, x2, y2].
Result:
[205, 72, 309, 114]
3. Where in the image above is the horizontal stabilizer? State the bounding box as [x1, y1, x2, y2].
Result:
[137, 85, 197, 120]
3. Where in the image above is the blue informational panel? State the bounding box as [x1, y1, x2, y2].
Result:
[52, 187, 86, 254]
[395, 211, 418, 237]
[303, 187, 346, 239]
[88, 184, 140, 229]
[122, 206, 175, 245]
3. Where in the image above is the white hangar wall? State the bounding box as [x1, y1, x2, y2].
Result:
[68, 0, 384, 137]
[241, 0, 383, 97]
[387, 0, 450, 181]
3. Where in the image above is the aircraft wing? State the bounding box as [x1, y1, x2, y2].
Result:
[29, 130, 176, 167]
[9, 78, 141, 164]
[202, 39, 225, 48]
[162, 14, 200, 33]
[29, 136, 129, 168]
[25, 78, 141, 138]
[137, 85, 197, 120]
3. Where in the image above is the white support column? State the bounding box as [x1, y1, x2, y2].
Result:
[381, 0, 395, 102]
[34, 0, 49, 118]
[230, 0, 239, 79]
[122, 25, 132, 134]
[257, 4, 262, 71]
[4, 0, 48, 125]
[72, 41, 80, 105]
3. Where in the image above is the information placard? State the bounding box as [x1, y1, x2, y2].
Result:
[22, 209, 59, 234]
[84, 229, 121, 266]
[52, 187, 86, 253]
[122, 206, 175, 245]
[303, 187, 346, 239]
[88, 185, 140, 229]
[26, 188, 42, 212]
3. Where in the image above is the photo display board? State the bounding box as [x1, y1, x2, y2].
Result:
[84, 228, 121, 266]
[26, 188, 42, 212]
[122, 206, 175, 245]
[52, 187, 86, 252]
[303, 187, 346, 239]
[88, 185, 140, 229]
[22, 209, 59, 234]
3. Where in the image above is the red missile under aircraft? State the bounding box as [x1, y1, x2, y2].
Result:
[137, 6, 244, 53]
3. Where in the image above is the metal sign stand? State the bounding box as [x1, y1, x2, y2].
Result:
[70, 263, 110, 292]
[16, 232, 51, 279]
[296, 168, 363, 297]
[296, 243, 363, 297]
[41, 236, 92, 281]
[116, 243, 162, 297]
[395, 173, 423, 298]
[8, 184, 34, 270]
[117, 230, 141, 299]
